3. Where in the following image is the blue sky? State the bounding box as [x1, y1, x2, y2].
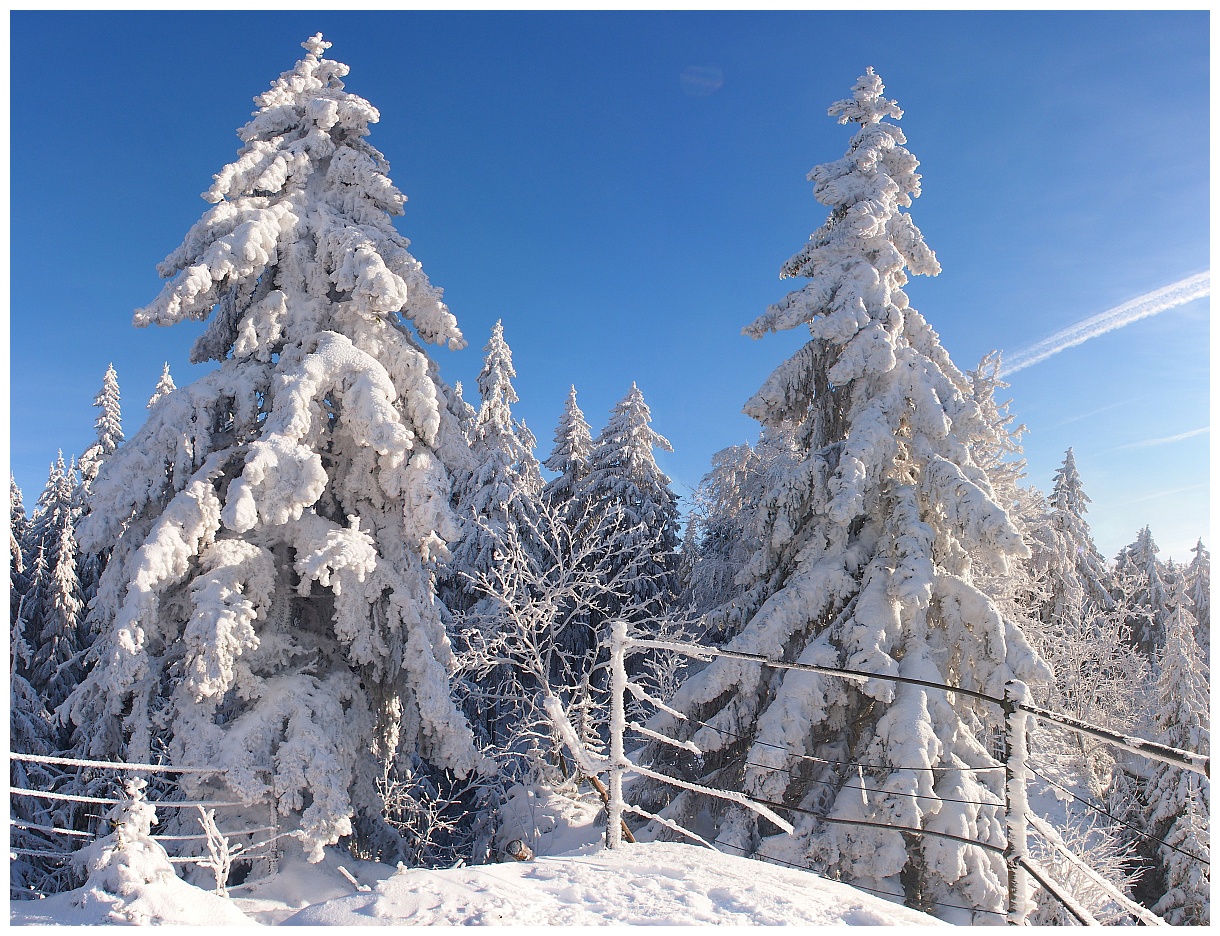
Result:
[8, 10, 1210, 562]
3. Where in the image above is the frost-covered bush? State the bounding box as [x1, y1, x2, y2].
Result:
[72, 780, 175, 901]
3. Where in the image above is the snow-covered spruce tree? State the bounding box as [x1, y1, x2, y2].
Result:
[1112, 526, 1170, 660]
[76, 366, 126, 631]
[11, 473, 32, 620]
[146, 362, 177, 410]
[444, 320, 544, 615]
[1043, 449, 1113, 616]
[1026, 449, 1140, 741]
[10, 591, 73, 899]
[23, 454, 87, 718]
[443, 322, 547, 763]
[639, 70, 1047, 922]
[1141, 574, 1210, 923]
[77, 364, 124, 504]
[564, 381, 681, 682]
[684, 426, 799, 621]
[66, 35, 482, 863]
[542, 384, 594, 520]
[10, 477, 67, 897]
[565, 383, 683, 734]
[448, 380, 478, 443]
[578, 384, 680, 616]
[12, 460, 88, 896]
[1185, 538, 1209, 660]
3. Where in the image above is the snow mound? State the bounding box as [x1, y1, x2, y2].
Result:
[10, 871, 258, 927]
[281, 841, 944, 926]
[10, 780, 256, 928]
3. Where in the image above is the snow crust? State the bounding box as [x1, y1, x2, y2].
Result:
[281, 841, 943, 926]
[11, 843, 942, 928]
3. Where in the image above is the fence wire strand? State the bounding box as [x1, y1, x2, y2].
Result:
[640, 704, 1003, 774]
[9, 751, 236, 774]
[1025, 760, 1210, 867]
[10, 819, 95, 839]
[740, 759, 1002, 809]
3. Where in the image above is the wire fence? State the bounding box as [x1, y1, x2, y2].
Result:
[10, 632, 1208, 923]
[583, 627, 1209, 927]
[9, 752, 284, 895]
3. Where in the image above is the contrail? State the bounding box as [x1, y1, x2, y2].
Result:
[999, 272, 1210, 376]
[1109, 482, 1209, 509]
[1115, 427, 1209, 451]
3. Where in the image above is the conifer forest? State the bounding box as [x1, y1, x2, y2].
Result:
[9, 23, 1209, 927]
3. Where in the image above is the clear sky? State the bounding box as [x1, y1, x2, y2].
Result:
[8, 10, 1210, 563]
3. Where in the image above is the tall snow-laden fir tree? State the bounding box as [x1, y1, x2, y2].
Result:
[66, 35, 482, 863]
[684, 426, 798, 621]
[445, 321, 544, 614]
[76, 366, 126, 625]
[23, 453, 87, 718]
[542, 384, 594, 519]
[77, 364, 123, 503]
[448, 380, 478, 443]
[1026, 449, 1140, 739]
[9, 497, 82, 899]
[442, 322, 547, 767]
[640, 69, 1047, 922]
[1045, 448, 1113, 617]
[1185, 538, 1209, 660]
[577, 383, 681, 625]
[11, 473, 32, 621]
[147, 362, 177, 409]
[1112, 526, 1170, 660]
[1142, 574, 1210, 924]
[10, 577, 69, 899]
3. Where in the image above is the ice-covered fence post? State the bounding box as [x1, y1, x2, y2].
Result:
[1003, 679, 1031, 926]
[267, 768, 280, 876]
[606, 620, 628, 849]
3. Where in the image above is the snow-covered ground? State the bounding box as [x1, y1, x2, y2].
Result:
[281, 840, 943, 926]
[11, 787, 941, 926]
[11, 842, 942, 927]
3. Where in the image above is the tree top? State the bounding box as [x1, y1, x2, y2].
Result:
[828, 67, 903, 127]
[302, 33, 331, 58]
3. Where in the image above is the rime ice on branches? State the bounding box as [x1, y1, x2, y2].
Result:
[644, 69, 1049, 922]
[67, 34, 481, 862]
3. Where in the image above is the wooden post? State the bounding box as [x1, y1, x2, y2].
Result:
[584, 773, 636, 844]
[606, 620, 628, 848]
[1003, 679, 1030, 925]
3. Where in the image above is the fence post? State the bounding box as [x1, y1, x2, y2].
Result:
[268, 768, 280, 876]
[606, 620, 628, 849]
[1003, 679, 1030, 925]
